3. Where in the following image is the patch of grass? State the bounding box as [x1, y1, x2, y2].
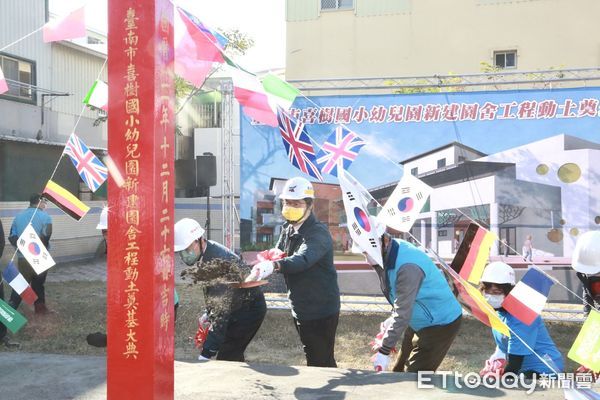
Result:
[1, 281, 583, 374]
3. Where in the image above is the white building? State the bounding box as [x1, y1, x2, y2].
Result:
[398, 135, 599, 258]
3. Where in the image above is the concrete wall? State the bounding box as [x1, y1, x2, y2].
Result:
[286, 0, 600, 79]
[336, 263, 585, 305]
[0, 198, 238, 267]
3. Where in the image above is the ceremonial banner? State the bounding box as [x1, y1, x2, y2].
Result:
[241, 87, 600, 266]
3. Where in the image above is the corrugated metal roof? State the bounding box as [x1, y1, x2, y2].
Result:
[0, 134, 106, 151]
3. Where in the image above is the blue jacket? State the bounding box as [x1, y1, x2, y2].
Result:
[493, 311, 564, 374]
[377, 239, 462, 333]
[9, 207, 52, 257]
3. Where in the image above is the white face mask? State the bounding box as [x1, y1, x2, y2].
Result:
[484, 293, 505, 309]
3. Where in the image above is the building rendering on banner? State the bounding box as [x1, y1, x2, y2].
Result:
[249, 135, 600, 260]
[377, 134, 599, 259]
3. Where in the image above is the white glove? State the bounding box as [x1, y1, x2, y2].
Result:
[198, 354, 210, 362]
[245, 261, 274, 282]
[199, 312, 209, 326]
[372, 352, 390, 372]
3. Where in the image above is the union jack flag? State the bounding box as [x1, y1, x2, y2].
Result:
[315, 126, 366, 177]
[277, 109, 323, 181]
[63, 133, 108, 192]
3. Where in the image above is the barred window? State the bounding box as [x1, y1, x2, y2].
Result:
[0, 53, 36, 103]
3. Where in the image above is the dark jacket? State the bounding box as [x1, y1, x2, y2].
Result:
[0, 220, 4, 258]
[577, 272, 600, 314]
[200, 240, 266, 357]
[276, 213, 340, 320]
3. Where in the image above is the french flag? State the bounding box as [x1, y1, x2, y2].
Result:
[502, 267, 554, 325]
[2, 262, 38, 305]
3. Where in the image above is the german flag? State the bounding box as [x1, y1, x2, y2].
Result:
[451, 223, 497, 284]
[433, 252, 511, 337]
[43, 180, 90, 221]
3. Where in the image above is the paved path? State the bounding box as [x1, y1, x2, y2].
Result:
[0, 352, 572, 399]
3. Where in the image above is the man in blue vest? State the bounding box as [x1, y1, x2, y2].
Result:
[8, 194, 53, 314]
[367, 232, 462, 372]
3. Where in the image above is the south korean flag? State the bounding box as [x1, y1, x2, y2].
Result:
[17, 224, 56, 274]
[338, 170, 383, 267]
[377, 172, 433, 233]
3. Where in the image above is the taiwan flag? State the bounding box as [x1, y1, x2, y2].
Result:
[502, 267, 555, 325]
[17, 224, 55, 275]
[338, 170, 383, 266]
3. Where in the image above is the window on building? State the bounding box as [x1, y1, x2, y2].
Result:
[437, 158, 446, 168]
[0, 54, 35, 103]
[494, 50, 517, 69]
[321, 0, 354, 11]
[458, 155, 466, 163]
[411, 167, 418, 176]
[87, 36, 104, 45]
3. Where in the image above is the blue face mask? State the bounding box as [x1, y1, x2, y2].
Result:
[180, 241, 204, 266]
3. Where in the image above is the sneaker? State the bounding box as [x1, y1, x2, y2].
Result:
[87, 332, 107, 348]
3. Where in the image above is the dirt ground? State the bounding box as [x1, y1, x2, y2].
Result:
[0, 280, 584, 374]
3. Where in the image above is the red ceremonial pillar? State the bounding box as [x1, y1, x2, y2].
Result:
[107, 0, 175, 398]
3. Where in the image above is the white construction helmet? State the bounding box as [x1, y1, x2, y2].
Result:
[279, 177, 315, 200]
[96, 207, 108, 230]
[572, 231, 600, 274]
[481, 261, 516, 285]
[174, 218, 205, 252]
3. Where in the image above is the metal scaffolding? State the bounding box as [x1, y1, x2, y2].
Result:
[289, 67, 600, 94]
[220, 79, 236, 250]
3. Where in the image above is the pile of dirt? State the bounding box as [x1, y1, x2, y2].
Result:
[180, 258, 245, 286]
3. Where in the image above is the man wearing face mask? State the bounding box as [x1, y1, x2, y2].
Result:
[247, 177, 340, 367]
[479, 262, 563, 379]
[367, 232, 462, 373]
[174, 218, 266, 362]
